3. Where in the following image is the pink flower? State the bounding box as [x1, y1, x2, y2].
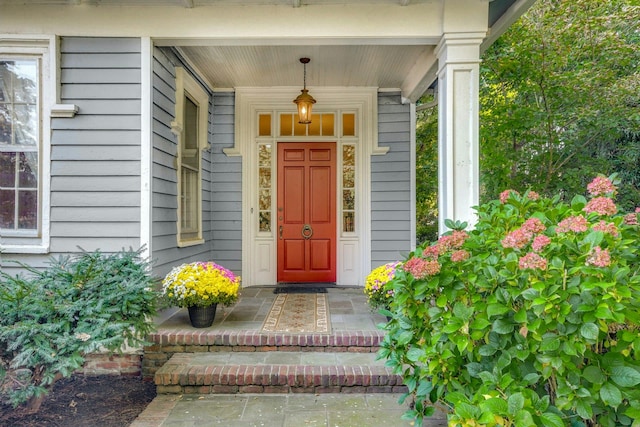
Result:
[636, 207, 640, 213]
[403, 257, 441, 279]
[500, 189, 519, 204]
[586, 246, 611, 268]
[501, 228, 533, 249]
[556, 215, 588, 233]
[587, 176, 617, 197]
[422, 245, 441, 259]
[522, 217, 546, 234]
[584, 197, 617, 216]
[451, 250, 470, 262]
[532, 235, 551, 252]
[518, 252, 548, 270]
[592, 220, 619, 237]
[624, 213, 638, 226]
[527, 191, 541, 201]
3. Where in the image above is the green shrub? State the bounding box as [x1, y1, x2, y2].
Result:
[380, 176, 640, 427]
[0, 248, 158, 411]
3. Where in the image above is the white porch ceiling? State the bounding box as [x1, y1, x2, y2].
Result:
[175, 45, 433, 91]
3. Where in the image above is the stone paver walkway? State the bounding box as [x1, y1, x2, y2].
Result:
[133, 393, 447, 427]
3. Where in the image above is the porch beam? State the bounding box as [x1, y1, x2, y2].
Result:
[436, 33, 483, 233]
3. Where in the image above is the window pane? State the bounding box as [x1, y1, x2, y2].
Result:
[343, 212, 354, 233]
[343, 166, 355, 188]
[0, 105, 11, 144]
[258, 144, 271, 166]
[13, 104, 37, 146]
[18, 152, 37, 188]
[293, 120, 306, 136]
[259, 212, 271, 232]
[322, 113, 334, 136]
[0, 189, 14, 228]
[12, 60, 38, 104]
[18, 189, 37, 229]
[308, 114, 320, 135]
[259, 167, 271, 188]
[342, 113, 355, 136]
[259, 189, 271, 210]
[0, 151, 15, 187]
[343, 189, 355, 210]
[183, 96, 198, 150]
[280, 114, 292, 136]
[259, 114, 271, 136]
[181, 168, 198, 232]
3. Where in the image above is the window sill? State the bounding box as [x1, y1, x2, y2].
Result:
[0, 244, 50, 254]
[177, 238, 205, 248]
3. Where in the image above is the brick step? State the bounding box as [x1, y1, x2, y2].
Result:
[154, 351, 406, 395]
[143, 330, 386, 379]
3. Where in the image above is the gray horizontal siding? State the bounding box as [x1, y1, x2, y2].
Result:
[209, 92, 242, 273]
[370, 91, 412, 269]
[52, 36, 142, 253]
[151, 47, 219, 279]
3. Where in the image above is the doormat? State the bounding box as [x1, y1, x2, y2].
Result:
[261, 293, 331, 334]
[273, 286, 328, 294]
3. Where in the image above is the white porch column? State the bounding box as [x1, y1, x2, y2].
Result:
[436, 33, 484, 234]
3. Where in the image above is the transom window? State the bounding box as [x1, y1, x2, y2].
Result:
[0, 58, 40, 234]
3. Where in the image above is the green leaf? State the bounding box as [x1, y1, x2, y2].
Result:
[576, 399, 593, 420]
[610, 366, 640, 388]
[406, 347, 424, 363]
[508, 393, 525, 416]
[540, 412, 564, 427]
[482, 397, 508, 414]
[487, 303, 510, 317]
[580, 323, 599, 341]
[493, 318, 514, 334]
[583, 366, 605, 384]
[600, 382, 623, 408]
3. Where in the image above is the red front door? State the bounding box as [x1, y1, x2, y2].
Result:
[277, 142, 336, 283]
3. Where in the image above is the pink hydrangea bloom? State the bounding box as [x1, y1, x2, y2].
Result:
[527, 191, 541, 201]
[501, 228, 533, 249]
[518, 252, 548, 270]
[624, 213, 638, 226]
[522, 217, 546, 234]
[500, 189, 519, 204]
[636, 207, 640, 213]
[587, 176, 617, 196]
[451, 250, 470, 262]
[403, 257, 441, 279]
[586, 246, 611, 268]
[532, 235, 551, 252]
[584, 197, 617, 216]
[422, 245, 441, 259]
[556, 215, 588, 233]
[592, 220, 619, 237]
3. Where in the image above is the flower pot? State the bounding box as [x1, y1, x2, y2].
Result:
[187, 304, 217, 328]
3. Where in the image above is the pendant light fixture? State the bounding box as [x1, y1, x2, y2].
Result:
[293, 57, 316, 124]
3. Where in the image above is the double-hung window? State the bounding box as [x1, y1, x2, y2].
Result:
[0, 38, 52, 252]
[173, 67, 209, 246]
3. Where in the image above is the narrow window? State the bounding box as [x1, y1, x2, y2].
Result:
[174, 68, 208, 246]
[0, 59, 40, 234]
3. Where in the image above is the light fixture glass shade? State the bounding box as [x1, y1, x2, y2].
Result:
[294, 89, 316, 124]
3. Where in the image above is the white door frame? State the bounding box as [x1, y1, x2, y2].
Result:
[228, 87, 386, 287]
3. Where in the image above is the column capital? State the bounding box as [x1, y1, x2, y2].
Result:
[435, 32, 484, 67]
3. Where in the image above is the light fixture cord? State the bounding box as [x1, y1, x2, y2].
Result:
[303, 62, 307, 90]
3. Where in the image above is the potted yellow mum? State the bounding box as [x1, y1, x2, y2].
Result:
[364, 261, 401, 314]
[162, 261, 240, 328]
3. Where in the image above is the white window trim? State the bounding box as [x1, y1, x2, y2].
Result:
[0, 35, 55, 254]
[171, 67, 209, 247]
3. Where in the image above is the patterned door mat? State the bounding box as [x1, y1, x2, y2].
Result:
[261, 293, 331, 334]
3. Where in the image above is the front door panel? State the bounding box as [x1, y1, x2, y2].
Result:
[277, 142, 336, 283]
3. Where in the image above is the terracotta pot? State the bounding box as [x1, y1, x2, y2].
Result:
[187, 304, 217, 328]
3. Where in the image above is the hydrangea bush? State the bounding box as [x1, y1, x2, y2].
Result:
[364, 261, 402, 311]
[162, 262, 240, 308]
[380, 176, 640, 427]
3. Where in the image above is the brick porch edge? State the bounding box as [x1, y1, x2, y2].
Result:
[143, 330, 386, 379]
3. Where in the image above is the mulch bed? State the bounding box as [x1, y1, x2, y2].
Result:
[0, 375, 156, 427]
